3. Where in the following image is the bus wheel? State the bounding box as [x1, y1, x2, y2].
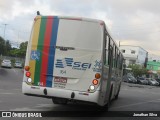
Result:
[115, 84, 121, 100]
[99, 86, 113, 111]
[52, 97, 68, 105]
[98, 104, 109, 112]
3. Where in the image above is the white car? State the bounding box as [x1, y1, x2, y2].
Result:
[14, 61, 23, 68]
[1, 59, 12, 68]
[146, 78, 159, 86]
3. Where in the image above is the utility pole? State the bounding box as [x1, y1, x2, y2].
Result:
[3, 24, 8, 40]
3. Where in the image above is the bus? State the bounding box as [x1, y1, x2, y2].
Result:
[22, 13, 124, 110]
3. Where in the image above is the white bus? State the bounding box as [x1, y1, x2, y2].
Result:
[22, 13, 124, 110]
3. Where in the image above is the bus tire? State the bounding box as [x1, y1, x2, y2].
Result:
[52, 97, 68, 105]
[115, 84, 121, 100]
[99, 103, 109, 112]
[99, 86, 113, 111]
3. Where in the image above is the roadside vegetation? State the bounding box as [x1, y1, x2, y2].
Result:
[0, 36, 28, 58]
[128, 64, 148, 77]
[0, 36, 27, 66]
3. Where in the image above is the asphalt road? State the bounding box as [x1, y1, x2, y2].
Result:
[0, 67, 160, 120]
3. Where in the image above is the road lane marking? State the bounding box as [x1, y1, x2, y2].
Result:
[13, 69, 18, 75]
[110, 99, 160, 109]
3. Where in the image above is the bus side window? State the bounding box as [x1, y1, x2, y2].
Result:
[104, 34, 109, 65]
[108, 38, 113, 66]
[112, 45, 116, 68]
[115, 47, 118, 68]
[116, 50, 119, 68]
[119, 54, 123, 70]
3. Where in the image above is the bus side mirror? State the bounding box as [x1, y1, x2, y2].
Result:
[123, 63, 126, 68]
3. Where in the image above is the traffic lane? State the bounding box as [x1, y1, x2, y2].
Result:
[0, 82, 160, 112]
[0, 68, 160, 111]
[110, 82, 160, 111]
[0, 69, 160, 111]
[0, 68, 102, 111]
[0, 67, 23, 89]
[0, 89, 105, 111]
[0, 67, 23, 81]
[0, 78, 160, 119]
[0, 87, 53, 111]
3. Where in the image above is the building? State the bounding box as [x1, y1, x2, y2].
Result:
[120, 45, 148, 67]
[147, 61, 160, 71]
[147, 54, 160, 76]
[148, 54, 160, 62]
[147, 61, 160, 78]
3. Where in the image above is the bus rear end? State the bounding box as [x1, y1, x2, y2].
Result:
[22, 16, 104, 105]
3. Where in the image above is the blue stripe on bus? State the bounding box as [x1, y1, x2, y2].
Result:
[46, 17, 59, 87]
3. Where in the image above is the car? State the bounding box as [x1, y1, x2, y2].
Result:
[123, 73, 137, 83]
[1, 59, 12, 68]
[155, 78, 160, 86]
[146, 78, 159, 86]
[14, 61, 23, 68]
[137, 77, 148, 85]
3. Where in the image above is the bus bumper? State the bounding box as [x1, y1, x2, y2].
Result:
[22, 82, 100, 105]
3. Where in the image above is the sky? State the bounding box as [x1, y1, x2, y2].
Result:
[0, 0, 160, 56]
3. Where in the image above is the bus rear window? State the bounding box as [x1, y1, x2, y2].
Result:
[56, 20, 103, 51]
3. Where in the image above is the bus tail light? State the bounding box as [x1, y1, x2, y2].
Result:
[25, 66, 30, 71]
[89, 85, 95, 90]
[27, 78, 32, 83]
[95, 73, 101, 79]
[92, 79, 99, 85]
[26, 71, 31, 77]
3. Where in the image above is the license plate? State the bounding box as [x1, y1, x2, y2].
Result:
[54, 77, 67, 83]
[54, 77, 67, 88]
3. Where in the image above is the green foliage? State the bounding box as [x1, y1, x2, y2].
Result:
[128, 64, 148, 77]
[5, 40, 12, 55]
[0, 36, 12, 56]
[0, 36, 28, 58]
[10, 59, 15, 66]
[10, 49, 24, 58]
[0, 36, 6, 55]
[19, 41, 28, 58]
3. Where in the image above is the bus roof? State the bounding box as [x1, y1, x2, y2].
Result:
[35, 15, 104, 24]
[34, 15, 123, 58]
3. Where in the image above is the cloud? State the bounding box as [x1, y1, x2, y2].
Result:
[0, 0, 159, 55]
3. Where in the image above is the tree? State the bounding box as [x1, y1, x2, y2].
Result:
[0, 38, 28, 58]
[19, 41, 28, 58]
[20, 41, 28, 50]
[0, 36, 5, 55]
[5, 40, 12, 55]
[128, 64, 148, 77]
[0, 37, 12, 56]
